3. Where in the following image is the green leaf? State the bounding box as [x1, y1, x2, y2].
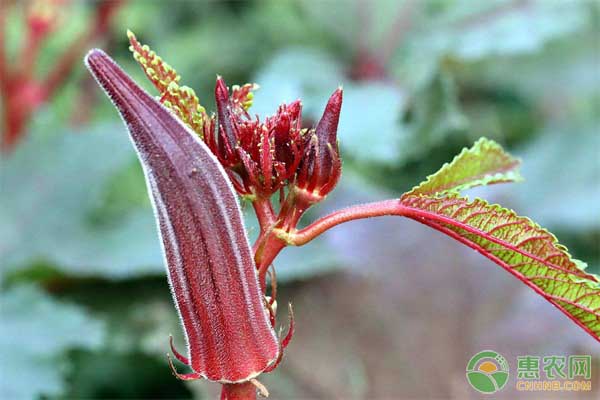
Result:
[298, 0, 400, 52]
[252, 46, 343, 117]
[397, 70, 469, 163]
[400, 194, 600, 341]
[0, 124, 163, 279]
[337, 83, 406, 164]
[405, 137, 522, 197]
[406, 0, 588, 62]
[0, 285, 105, 398]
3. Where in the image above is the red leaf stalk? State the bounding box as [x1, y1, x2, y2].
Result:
[221, 382, 258, 400]
[280, 198, 600, 343]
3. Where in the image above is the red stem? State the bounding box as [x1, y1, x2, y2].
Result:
[256, 235, 286, 292]
[251, 193, 305, 292]
[289, 199, 402, 245]
[251, 196, 285, 291]
[292, 199, 593, 279]
[41, 0, 122, 100]
[252, 196, 276, 233]
[221, 381, 256, 400]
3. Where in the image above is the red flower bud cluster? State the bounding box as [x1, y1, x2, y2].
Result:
[127, 32, 344, 241]
[206, 77, 343, 204]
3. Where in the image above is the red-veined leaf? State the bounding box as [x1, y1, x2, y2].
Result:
[400, 194, 600, 341]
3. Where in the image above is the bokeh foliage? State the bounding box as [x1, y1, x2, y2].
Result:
[1, 0, 598, 398]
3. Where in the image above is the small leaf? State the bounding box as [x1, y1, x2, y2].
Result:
[128, 30, 207, 136]
[85, 49, 279, 382]
[400, 194, 600, 341]
[404, 138, 522, 197]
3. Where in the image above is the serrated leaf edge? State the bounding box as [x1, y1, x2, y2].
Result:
[400, 193, 600, 341]
[404, 137, 523, 198]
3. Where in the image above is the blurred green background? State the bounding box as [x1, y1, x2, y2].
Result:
[1, 0, 599, 399]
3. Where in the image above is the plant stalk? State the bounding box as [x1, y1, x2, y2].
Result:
[289, 199, 404, 245]
[220, 381, 257, 400]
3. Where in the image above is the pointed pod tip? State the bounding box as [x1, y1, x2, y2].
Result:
[84, 48, 106, 65]
[84, 49, 126, 94]
[84, 49, 113, 80]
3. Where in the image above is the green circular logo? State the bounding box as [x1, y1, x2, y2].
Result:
[466, 350, 509, 394]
